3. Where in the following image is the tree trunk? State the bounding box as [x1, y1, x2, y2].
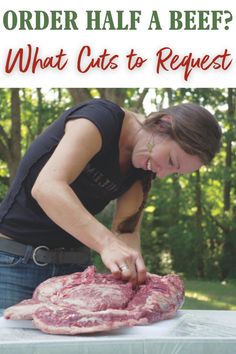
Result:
[9, 88, 21, 182]
[220, 88, 235, 279]
[67, 88, 92, 103]
[224, 88, 233, 211]
[37, 88, 44, 135]
[99, 88, 126, 106]
[195, 170, 205, 277]
[167, 88, 181, 223]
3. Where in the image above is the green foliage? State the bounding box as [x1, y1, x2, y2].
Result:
[141, 165, 231, 279]
[20, 89, 73, 153]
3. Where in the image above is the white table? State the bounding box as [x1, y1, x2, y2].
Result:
[0, 310, 236, 354]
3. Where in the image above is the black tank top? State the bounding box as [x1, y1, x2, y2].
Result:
[0, 99, 146, 248]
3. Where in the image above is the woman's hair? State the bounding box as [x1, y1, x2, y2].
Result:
[117, 103, 222, 234]
[144, 102, 222, 165]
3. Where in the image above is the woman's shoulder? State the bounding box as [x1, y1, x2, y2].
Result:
[123, 109, 146, 124]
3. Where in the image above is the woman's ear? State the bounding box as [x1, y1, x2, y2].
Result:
[158, 115, 174, 131]
[160, 115, 173, 124]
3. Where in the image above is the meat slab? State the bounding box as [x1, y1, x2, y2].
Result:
[4, 266, 184, 335]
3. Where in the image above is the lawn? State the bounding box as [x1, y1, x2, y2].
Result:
[182, 279, 236, 310]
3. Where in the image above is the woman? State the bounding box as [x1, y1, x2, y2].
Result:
[0, 98, 221, 309]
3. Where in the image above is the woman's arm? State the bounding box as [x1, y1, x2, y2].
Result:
[112, 180, 147, 284]
[31, 118, 142, 283]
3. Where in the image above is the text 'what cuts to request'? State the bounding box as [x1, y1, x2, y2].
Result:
[4, 44, 232, 81]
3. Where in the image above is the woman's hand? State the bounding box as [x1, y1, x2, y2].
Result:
[100, 238, 147, 286]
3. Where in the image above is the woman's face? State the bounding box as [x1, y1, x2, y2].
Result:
[132, 134, 203, 179]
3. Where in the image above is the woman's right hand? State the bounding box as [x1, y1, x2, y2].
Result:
[100, 238, 147, 286]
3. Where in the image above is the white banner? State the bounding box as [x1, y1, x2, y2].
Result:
[0, 0, 235, 87]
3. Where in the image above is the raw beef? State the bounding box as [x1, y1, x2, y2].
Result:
[4, 266, 184, 335]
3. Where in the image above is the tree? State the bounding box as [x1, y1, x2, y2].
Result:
[219, 88, 236, 278]
[0, 88, 21, 184]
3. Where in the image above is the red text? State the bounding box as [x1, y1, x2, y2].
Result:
[155, 47, 232, 81]
[5, 44, 68, 74]
[126, 49, 147, 70]
[77, 45, 119, 73]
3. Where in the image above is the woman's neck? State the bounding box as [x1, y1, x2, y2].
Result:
[119, 110, 143, 174]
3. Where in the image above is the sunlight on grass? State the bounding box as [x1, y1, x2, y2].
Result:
[182, 279, 236, 310]
[186, 291, 210, 302]
[185, 290, 236, 310]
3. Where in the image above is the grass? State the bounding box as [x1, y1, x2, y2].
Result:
[182, 279, 236, 310]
